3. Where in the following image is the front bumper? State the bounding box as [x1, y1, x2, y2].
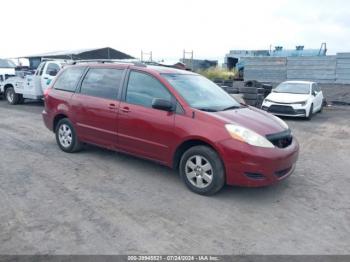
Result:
[218, 137, 299, 187]
[261, 101, 307, 117]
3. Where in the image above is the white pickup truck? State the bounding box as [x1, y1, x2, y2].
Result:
[0, 60, 64, 104]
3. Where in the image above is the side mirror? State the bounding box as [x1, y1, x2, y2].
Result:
[312, 91, 316, 96]
[152, 98, 174, 112]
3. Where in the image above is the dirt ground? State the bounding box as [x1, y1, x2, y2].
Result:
[0, 99, 349, 255]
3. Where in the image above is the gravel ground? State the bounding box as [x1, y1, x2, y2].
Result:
[0, 99, 349, 255]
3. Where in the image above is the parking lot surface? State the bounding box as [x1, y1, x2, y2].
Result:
[0, 99, 349, 255]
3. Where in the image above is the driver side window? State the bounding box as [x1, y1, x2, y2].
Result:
[126, 71, 171, 108]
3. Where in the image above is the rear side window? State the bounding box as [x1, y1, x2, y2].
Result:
[80, 68, 123, 99]
[126, 71, 171, 108]
[54, 67, 85, 92]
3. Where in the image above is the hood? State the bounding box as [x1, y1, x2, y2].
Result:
[208, 107, 286, 136]
[266, 92, 310, 103]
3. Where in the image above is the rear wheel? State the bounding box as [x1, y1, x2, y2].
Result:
[319, 101, 324, 113]
[179, 146, 225, 195]
[55, 118, 82, 153]
[5, 87, 19, 105]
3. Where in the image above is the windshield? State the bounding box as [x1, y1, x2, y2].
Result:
[274, 82, 310, 94]
[162, 74, 240, 111]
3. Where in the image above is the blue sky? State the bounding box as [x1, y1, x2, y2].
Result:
[1, 0, 349, 62]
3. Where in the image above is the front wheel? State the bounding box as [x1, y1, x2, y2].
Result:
[5, 87, 20, 105]
[55, 118, 82, 153]
[179, 145, 225, 195]
[307, 104, 313, 120]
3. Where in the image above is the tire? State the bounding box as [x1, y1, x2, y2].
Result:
[262, 84, 272, 97]
[221, 85, 229, 91]
[243, 93, 257, 100]
[257, 88, 265, 94]
[256, 94, 264, 108]
[18, 95, 24, 104]
[179, 145, 225, 195]
[226, 87, 239, 94]
[239, 87, 258, 94]
[257, 94, 264, 101]
[307, 104, 313, 120]
[244, 98, 257, 106]
[5, 87, 19, 105]
[55, 118, 82, 153]
[223, 80, 233, 86]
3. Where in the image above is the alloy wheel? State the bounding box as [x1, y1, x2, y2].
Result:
[58, 124, 73, 148]
[185, 155, 213, 188]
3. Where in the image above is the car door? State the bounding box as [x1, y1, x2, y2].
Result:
[312, 83, 322, 111]
[71, 67, 125, 149]
[42, 62, 60, 91]
[34, 62, 46, 94]
[117, 70, 176, 163]
[315, 84, 324, 109]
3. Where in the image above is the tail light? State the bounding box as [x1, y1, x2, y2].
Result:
[44, 87, 51, 98]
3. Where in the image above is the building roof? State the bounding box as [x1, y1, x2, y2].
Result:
[24, 47, 134, 60]
[0, 59, 16, 68]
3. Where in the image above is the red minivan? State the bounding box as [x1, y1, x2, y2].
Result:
[42, 62, 299, 195]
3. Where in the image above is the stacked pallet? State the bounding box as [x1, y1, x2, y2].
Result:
[244, 57, 287, 82]
[336, 53, 350, 84]
[287, 56, 336, 83]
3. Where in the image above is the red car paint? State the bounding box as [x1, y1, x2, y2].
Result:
[43, 63, 299, 187]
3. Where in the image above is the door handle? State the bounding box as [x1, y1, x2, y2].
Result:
[43, 77, 48, 80]
[120, 106, 130, 113]
[109, 103, 116, 110]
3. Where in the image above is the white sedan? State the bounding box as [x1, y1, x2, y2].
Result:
[262, 81, 324, 120]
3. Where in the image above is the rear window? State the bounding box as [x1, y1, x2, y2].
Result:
[54, 67, 85, 92]
[80, 68, 124, 99]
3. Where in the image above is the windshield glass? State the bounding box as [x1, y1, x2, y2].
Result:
[274, 82, 310, 94]
[162, 74, 240, 111]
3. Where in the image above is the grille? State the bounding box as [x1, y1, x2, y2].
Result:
[268, 105, 295, 114]
[275, 166, 293, 178]
[266, 129, 293, 148]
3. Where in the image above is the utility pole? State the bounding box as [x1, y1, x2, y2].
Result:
[141, 50, 153, 62]
[183, 50, 194, 71]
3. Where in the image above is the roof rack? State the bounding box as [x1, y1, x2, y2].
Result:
[68, 59, 147, 67]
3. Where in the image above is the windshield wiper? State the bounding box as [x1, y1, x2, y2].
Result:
[222, 105, 241, 111]
[197, 108, 218, 112]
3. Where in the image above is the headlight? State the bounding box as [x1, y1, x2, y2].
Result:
[271, 115, 289, 129]
[225, 124, 274, 148]
[294, 100, 307, 106]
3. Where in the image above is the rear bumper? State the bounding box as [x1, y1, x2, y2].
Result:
[218, 137, 299, 187]
[42, 110, 53, 131]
